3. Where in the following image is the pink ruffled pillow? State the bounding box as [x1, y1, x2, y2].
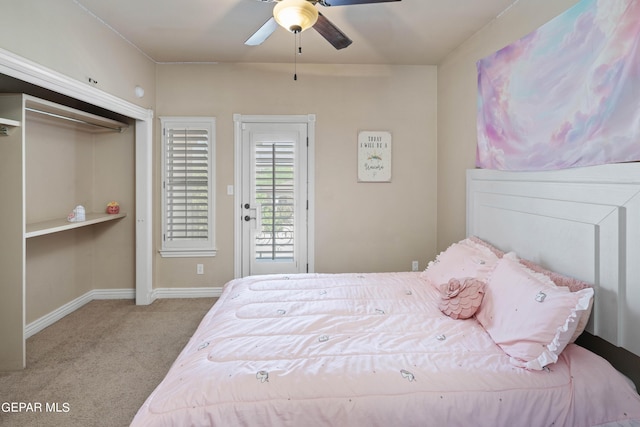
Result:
[468, 236, 592, 343]
[517, 258, 593, 343]
[438, 278, 485, 320]
[518, 258, 590, 292]
[421, 238, 499, 288]
[475, 253, 594, 370]
[468, 236, 590, 291]
[467, 236, 505, 258]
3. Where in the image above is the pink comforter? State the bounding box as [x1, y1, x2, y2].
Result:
[132, 273, 640, 426]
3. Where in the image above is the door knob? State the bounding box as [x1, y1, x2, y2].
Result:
[243, 203, 261, 233]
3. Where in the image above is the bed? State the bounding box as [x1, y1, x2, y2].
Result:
[132, 165, 640, 426]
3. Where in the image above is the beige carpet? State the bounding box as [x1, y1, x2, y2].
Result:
[0, 298, 217, 427]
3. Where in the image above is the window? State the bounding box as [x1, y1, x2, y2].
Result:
[254, 140, 296, 262]
[160, 117, 216, 257]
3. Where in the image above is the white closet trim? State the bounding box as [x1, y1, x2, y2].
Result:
[0, 48, 149, 120]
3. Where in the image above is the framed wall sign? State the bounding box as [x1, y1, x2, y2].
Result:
[358, 131, 392, 182]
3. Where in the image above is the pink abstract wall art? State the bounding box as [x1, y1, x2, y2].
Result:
[476, 0, 640, 171]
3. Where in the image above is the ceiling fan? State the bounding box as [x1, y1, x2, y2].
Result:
[245, 0, 402, 50]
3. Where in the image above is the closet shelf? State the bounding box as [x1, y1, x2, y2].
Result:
[25, 212, 126, 238]
[0, 117, 21, 135]
[0, 117, 20, 127]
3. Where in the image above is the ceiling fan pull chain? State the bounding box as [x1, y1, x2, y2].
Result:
[294, 29, 302, 80]
[294, 30, 298, 80]
[299, 29, 303, 55]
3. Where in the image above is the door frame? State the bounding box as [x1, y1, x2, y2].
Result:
[233, 114, 315, 278]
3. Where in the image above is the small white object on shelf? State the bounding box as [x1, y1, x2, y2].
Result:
[67, 205, 86, 222]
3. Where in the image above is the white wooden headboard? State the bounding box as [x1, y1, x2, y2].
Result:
[467, 163, 640, 357]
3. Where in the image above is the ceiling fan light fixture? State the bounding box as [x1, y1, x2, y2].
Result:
[274, 0, 319, 33]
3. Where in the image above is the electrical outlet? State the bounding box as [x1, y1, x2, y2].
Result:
[197, 264, 204, 275]
[411, 260, 419, 271]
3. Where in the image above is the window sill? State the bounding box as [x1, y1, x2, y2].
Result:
[159, 249, 217, 258]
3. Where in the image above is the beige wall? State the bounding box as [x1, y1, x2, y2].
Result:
[436, 0, 581, 252]
[156, 63, 438, 287]
[0, 0, 156, 109]
[2, 0, 585, 293]
[1, 1, 437, 295]
[24, 116, 135, 323]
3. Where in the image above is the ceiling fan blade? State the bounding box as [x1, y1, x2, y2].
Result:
[320, 0, 401, 6]
[313, 12, 352, 50]
[245, 17, 278, 46]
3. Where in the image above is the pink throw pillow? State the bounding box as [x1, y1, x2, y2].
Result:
[466, 237, 593, 343]
[467, 236, 506, 258]
[438, 278, 485, 320]
[421, 239, 499, 288]
[518, 258, 590, 292]
[475, 253, 594, 370]
[517, 258, 593, 342]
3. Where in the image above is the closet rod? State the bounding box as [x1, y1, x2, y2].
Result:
[25, 107, 127, 133]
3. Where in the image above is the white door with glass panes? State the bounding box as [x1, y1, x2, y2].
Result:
[241, 122, 308, 276]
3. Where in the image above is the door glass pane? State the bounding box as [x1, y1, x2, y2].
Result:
[254, 141, 295, 262]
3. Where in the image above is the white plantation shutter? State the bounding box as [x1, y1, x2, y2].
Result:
[160, 117, 216, 257]
[254, 141, 296, 261]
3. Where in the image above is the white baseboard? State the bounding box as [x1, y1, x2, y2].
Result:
[24, 288, 133, 339]
[24, 287, 223, 339]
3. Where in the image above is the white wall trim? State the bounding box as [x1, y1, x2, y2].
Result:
[233, 114, 243, 278]
[24, 289, 135, 339]
[135, 115, 154, 305]
[24, 287, 223, 339]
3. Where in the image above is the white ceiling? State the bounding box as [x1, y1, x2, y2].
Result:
[75, 0, 517, 65]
